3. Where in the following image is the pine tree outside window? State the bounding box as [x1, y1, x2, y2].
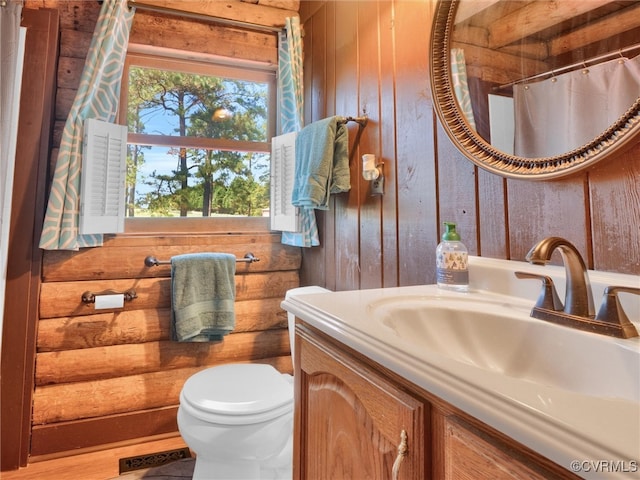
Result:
[118, 52, 276, 231]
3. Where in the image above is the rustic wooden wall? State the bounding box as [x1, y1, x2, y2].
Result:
[298, 0, 640, 291]
[31, 230, 300, 455]
[5, 0, 640, 468]
[1, 7, 59, 471]
[18, 0, 301, 458]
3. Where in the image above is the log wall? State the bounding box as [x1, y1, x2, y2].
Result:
[18, 0, 302, 458]
[9, 0, 639, 468]
[32, 230, 301, 455]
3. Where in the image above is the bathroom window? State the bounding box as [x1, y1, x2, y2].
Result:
[118, 51, 276, 230]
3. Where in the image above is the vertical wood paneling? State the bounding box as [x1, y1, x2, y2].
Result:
[301, 0, 639, 290]
[308, 5, 326, 124]
[393, 0, 437, 286]
[436, 122, 479, 257]
[334, 1, 361, 290]
[377, 1, 400, 287]
[507, 176, 591, 265]
[589, 145, 640, 274]
[298, 6, 324, 287]
[320, 2, 338, 290]
[477, 169, 509, 259]
[357, 1, 384, 289]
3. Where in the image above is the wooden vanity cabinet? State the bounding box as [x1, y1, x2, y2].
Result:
[294, 323, 580, 480]
[294, 323, 428, 479]
[433, 414, 578, 480]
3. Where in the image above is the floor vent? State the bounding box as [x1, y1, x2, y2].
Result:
[118, 447, 192, 474]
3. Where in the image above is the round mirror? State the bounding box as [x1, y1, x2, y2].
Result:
[430, 0, 640, 180]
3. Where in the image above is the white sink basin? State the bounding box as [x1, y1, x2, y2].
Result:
[371, 295, 640, 402]
[282, 257, 640, 479]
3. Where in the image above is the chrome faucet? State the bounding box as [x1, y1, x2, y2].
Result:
[525, 236, 594, 317]
[516, 236, 639, 338]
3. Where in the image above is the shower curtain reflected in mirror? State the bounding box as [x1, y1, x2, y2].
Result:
[514, 54, 640, 158]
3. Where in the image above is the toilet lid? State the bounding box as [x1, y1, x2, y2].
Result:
[181, 364, 293, 417]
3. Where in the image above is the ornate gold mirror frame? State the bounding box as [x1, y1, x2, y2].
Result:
[430, 0, 640, 180]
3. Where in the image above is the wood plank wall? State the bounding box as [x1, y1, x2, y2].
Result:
[298, 0, 640, 291]
[7, 0, 640, 466]
[1, 7, 59, 471]
[18, 0, 302, 458]
[32, 231, 300, 455]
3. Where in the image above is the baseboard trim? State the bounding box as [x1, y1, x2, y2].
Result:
[30, 407, 179, 458]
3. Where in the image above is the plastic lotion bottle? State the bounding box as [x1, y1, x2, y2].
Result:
[436, 222, 469, 291]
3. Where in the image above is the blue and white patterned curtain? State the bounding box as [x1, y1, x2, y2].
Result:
[278, 17, 320, 247]
[39, 0, 134, 250]
[451, 48, 476, 131]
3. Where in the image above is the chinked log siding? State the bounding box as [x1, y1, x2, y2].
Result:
[37, 299, 286, 352]
[39, 270, 298, 318]
[1, 0, 302, 465]
[35, 331, 290, 387]
[32, 230, 301, 454]
[41, 234, 298, 282]
[7, 0, 638, 469]
[33, 349, 291, 424]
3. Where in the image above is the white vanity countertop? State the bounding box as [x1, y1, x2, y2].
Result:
[281, 257, 640, 480]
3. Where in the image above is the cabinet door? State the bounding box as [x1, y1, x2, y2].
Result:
[438, 415, 579, 480]
[295, 325, 427, 480]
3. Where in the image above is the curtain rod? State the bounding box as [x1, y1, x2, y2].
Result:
[128, 1, 284, 34]
[495, 42, 640, 90]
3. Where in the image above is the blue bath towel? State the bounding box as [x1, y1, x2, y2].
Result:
[292, 116, 350, 210]
[171, 253, 236, 342]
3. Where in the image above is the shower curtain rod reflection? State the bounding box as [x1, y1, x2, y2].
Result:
[495, 42, 640, 90]
[127, 1, 284, 33]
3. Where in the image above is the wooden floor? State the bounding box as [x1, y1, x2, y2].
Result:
[1, 435, 188, 480]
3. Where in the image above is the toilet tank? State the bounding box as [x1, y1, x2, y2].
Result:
[284, 286, 330, 368]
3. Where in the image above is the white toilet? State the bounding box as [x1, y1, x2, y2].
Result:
[177, 286, 329, 480]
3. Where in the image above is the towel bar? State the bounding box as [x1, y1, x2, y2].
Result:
[338, 115, 369, 163]
[339, 115, 368, 127]
[144, 253, 260, 267]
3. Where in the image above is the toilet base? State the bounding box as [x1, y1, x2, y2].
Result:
[193, 457, 257, 480]
[191, 457, 292, 480]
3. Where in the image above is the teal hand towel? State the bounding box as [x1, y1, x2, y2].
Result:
[292, 116, 350, 210]
[171, 253, 236, 342]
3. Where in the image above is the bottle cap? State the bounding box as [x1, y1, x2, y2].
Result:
[441, 222, 461, 241]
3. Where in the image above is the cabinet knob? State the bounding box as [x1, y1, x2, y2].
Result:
[392, 429, 408, 480]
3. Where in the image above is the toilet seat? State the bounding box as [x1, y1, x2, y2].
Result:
[180, 363, 293, 426]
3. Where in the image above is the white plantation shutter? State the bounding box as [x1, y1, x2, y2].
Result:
[79, 118, 127, 235]
[270, 131, 300, 232]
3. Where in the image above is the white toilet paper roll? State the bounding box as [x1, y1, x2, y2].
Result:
[94, 294, 125, 310]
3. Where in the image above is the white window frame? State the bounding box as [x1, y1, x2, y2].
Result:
[118, 49, 277, 233]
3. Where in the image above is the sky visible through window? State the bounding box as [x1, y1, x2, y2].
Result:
[125, 65, 271, 217]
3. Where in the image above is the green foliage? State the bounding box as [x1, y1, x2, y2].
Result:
[125, 65, 271, 217]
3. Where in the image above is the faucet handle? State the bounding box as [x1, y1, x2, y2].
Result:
[515, 271, 563, 311]
[595, 286, 640, 338]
